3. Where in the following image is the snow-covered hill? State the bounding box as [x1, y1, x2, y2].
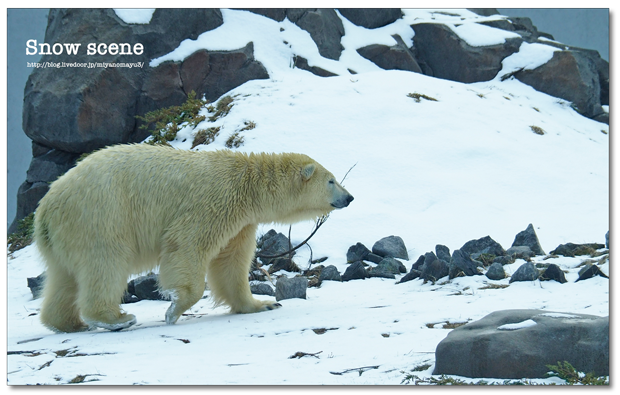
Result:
[6, 9, 609, 385]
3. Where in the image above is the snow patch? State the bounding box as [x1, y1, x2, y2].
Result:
[497, 319, 538, 331]
[113, 9, 155, 24]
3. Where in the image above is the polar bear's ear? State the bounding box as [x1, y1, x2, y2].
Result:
[301, 164, 316, 181]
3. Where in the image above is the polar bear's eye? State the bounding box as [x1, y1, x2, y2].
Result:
[328, 180, 335, 185]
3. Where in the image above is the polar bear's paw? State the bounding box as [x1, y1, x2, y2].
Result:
[84, 313, 137, 332]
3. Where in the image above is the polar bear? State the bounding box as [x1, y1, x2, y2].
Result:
[35, 144, 353, 332]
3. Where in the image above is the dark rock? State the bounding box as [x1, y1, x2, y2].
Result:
[410, 255, 425, 271]
[460, 235, 506, 258]
[372, 235, 409, 260]
[364, 253, 384, 264]
[485, 262, 506, 280]
[511, 224, 545, 255]
[26, 148, 79, 184]
[293, 9, 344, 60]
[341, 261, 369, 281]
[435, 244, 451, 262]
[509, 262, 540, 283]
[292, 55, 338, 77]
[368, 268, 396, 279]
[540, 263, 567, 283]
[550, 243, 606, 257]
[514, 50, 607, 120]
[346, 242, 371, 263]
[412, 23, 522, 83]
[357, 35, 422, 73]
[449, 249, 481, 278]
[275, 276, 307, 301]
[338, 8, 402, 29]
[9, 181, 50, 234]
[319, 265, 341, 282]
[421, 259, 449, 283]
[576, 263, 609, 282]
[27, 272, 46, 299]
[131, 274, 166, 301]
[177, 42, 270, 103]
[251, 282, 275, 296]
[258, 230, 295, 265]
[467, 9, 500, 17]
[397, 269, 421, 284]
[506, 246, 535, 260]
[492, 255, 515, 265]
[421, 252, 437, 271]
[433, 309, 609, 379]
[375, 257, 403, 275]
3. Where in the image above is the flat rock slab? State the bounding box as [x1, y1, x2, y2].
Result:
[433, 309, 608, 379]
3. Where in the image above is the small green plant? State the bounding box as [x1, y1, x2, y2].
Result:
[546, 361, 609, 385]
[136, 91, 208, 146]
[7, 212, 35, 254]
[407, 92, 438, 103]
[530, 125, 545, 135]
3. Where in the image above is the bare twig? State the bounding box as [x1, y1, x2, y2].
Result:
[340, 163, 357, 185]
[289, 351, 323, 359]
[256, 215, 330, 259]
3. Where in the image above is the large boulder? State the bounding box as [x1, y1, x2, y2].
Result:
[513, 50, 607, 120]
[412, 22, 522, 83]
[338, 8, 402, 29]
[434, 309, 609, 379]
[511, 224, 545, 256]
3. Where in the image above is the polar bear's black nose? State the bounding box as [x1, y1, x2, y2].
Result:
[332, 194, 354, 209]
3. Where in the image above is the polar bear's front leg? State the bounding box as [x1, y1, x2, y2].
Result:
[207, 224, 282, 314]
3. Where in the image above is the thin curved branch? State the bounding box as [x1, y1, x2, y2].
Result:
[256, 215, 330, 259]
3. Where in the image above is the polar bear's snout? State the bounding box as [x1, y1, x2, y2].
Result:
[331, 192, 354, 209]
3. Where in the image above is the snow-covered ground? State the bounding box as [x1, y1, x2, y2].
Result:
[6, 9, 609, 385]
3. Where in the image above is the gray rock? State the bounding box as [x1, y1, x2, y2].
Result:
[364, 253, 384, 264]
[258, 230, 295, 265]
[509, 262, 540, 283]
[449, 249, 481, 278]
[275, 276, 307, 301]
[412, 22, 522, 83]
[293, 9, 344, 60]
[550, 242, 606, 257]
[397, 269, 421, 284]
[341, 261, 369, 281]
[372, 235, 409, 260]
[433, 309, 609, 378]
[493, 255, 515, 265]
[410, 255, 426, 271]
[421, 259, 449, 283]
[540, 263, 567, 283]
[338, 8, 402, 29]
[27, 272, 46, 299]
[346, 242, 371, 263]
[375, 257, 402, 275]
[511, 224, 545, 255]
[435, 244, 451, 262]
[319, 265, 341, 282]
[131, 274, 167, 301]
[506, 246, 535, 260]
[267, 257, 301, 274]
[368, 268, 396, 279]
[576, 263, 609, 282]
[514, 50, 607, 120]
[460, 235, 506, 258]
[357, 35, 422, 73]
[485, 262, 506, 280]
[251, 282, 275, 296]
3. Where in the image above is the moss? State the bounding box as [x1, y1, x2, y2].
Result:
[191, 127, 220, 149]
[208, 95, 234, 122]
[7, 212, 35, 254]
[225, 132, 244, 149]
[136, 90, 208, 146]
